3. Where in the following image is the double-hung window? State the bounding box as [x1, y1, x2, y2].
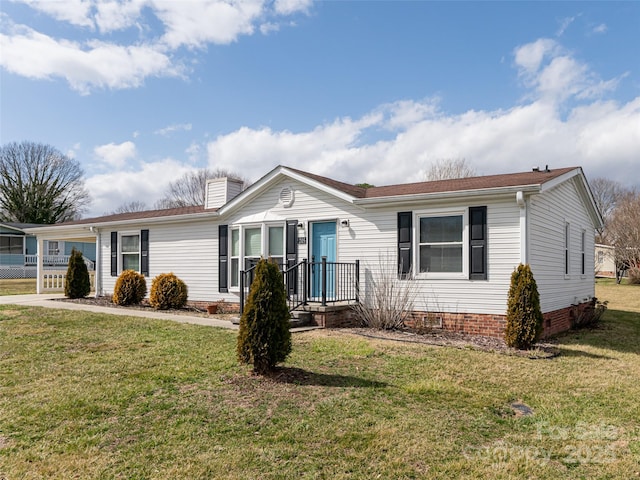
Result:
[0, 236, 23, 255]
[230, 229, 240, 288]
[243, 227, 262, 270]
[418, 212, 465, 277]
[268, 226, 284, 269]
[227, 224, 287, 289]
[121, 234, 140, 271]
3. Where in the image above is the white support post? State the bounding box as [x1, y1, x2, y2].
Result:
[36, 236, 44, 294]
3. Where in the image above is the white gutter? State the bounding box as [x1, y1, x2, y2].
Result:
[353, 184, 542, 207]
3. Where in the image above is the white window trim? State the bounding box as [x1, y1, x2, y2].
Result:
[414, 207, 468, 280]
[119, 230, 141, 274]
[228, 222, 287, 291]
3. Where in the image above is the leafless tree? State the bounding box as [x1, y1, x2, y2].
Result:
[110, 201, 148, 215]
[0, 141, 90, 223]
[608, 189, 640, 283]
[590, 177, 628, 244]
[424, 158, 477, 181]
[154, 168, 249, 209]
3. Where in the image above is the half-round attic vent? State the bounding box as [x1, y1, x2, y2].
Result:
[279, 186, 294, 207]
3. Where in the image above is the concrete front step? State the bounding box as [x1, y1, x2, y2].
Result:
[229, 310, 312, 328]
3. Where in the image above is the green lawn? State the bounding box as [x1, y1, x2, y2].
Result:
[0, 282, 639, 479]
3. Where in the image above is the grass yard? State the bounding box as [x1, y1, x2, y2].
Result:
[0, 278, 36, 296]
[0, 282, 639, 479]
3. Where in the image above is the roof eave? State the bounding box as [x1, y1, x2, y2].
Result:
[24, 210, 219, 234]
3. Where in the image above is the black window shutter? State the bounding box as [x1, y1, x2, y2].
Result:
[140, 229, 149, 276]
[286, 220, 298, 295]
[397, 212, 412, 279]
[469, 206, 487, 280]
[110, 232, 118, 276]
[219, 225, 228, 293]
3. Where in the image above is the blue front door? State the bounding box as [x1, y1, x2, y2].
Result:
[311, 221, 336, 298]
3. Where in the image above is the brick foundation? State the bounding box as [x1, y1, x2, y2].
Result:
[195, 300, 592, 339]
[404, 301, 594, 339]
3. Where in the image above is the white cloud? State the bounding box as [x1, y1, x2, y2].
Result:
[513, 38, 623, 103]
[2, 0, 311, 93]
[16, 0, 95, 28]
[203, 92, 639, 190]
[274, 0, 313, 15]
[592, 23, 608, 34]
[94, 141, 137, 169]
[85, 157, 194, 216]
[556, 15, 579, 37]
[154, 123, 193, 136]
[0, 25, 179, 94]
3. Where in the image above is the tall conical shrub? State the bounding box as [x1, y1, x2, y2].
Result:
[237, 258, 292, 374]
[65, 247, 91, 299]
[504, 264, 544, 349]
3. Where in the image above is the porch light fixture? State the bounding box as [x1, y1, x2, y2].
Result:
[340, 219, 349, 228]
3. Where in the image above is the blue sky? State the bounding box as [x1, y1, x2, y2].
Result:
[1, 0, 639, 218]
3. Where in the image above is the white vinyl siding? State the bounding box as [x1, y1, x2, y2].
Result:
[226, 178, 522, 315]
[529, 178, 596, 312]
[99, 221, 218, 302]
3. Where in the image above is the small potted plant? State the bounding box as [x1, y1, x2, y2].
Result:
[206, 304, 218, 314]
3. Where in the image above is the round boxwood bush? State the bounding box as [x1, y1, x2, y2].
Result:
[112, 269, 147, 306]
[504, 263, 543, 350]
[65, 247, 91, 299]
[149, 273, 188, 310]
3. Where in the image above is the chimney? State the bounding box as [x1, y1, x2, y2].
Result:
[204, 177, 243, 209]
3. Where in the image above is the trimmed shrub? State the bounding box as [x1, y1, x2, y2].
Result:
[64, 247, 91, 299]
[149, 273, 188, 310]
[504, 264, 543, 350]
[237, 258, 291, 375]
[112, 270, 147, 306]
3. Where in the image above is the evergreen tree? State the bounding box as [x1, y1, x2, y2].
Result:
[237, 258, 292, 374]
[504, 264, 544, 349]
[65, 248, 91, 299]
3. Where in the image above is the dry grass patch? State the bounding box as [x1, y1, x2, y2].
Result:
[0, 278, 36, 295]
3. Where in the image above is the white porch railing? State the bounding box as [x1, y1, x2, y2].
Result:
[25, 254, 95, 271]
[42, 270, 96, 292]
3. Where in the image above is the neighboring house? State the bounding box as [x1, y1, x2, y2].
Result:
[595, 244, 616, 278]
[25, 165, 602, 338]
[0, 222, 96, 279]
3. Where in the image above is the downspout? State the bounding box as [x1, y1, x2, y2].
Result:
[91, 226, 101, 297]
[516, 191, 527, 264]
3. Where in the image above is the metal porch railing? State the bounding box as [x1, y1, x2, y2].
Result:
[239, 257, 359, 315]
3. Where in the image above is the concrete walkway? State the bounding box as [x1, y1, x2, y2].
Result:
[0, 294, 321, 332]
[0, 293, 239, 329]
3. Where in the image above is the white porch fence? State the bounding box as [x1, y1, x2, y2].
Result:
[42, 270, 96, 292]
[25, 254, 95, 271]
